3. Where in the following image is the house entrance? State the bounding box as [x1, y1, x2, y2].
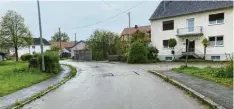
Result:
[186, 39, 195, 52]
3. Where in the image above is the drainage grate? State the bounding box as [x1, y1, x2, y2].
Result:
[133, 71, 140, 75]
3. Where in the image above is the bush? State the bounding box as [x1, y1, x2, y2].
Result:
[127, 41, 148, 63]
[21, 54, 33, 61]
[29, 58, 38, 68]
[38, 51, 60, 73]
[224, 60, 233, 78]
[147, 46, 159, 61]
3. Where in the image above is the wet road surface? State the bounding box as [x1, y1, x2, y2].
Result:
[22, 61, 207, 109]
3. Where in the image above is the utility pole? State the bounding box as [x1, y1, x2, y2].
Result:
[59, 28, 61, 50]
[128, 12, 131, 42]
[37, 0, 45, 71]
[128, 12, 131, 28]
[75, 33, 77, 44]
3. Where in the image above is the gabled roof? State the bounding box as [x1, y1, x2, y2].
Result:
[64, 47, 71, 52]
[52, 42, 73, 48]
[71, 40, 86, 48]
[150, 1, 233, 20]
[121, 25, 151, 36]
[33, 38, 51, 45]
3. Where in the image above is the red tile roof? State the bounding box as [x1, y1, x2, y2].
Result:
[121, 25, 151, 36]
[52, 42, 73, 48]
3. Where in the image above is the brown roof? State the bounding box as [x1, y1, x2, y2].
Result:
[121, 25, 151, 36]
[52, 42, 73, 48]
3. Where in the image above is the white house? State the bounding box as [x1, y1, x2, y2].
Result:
[70, 40, 86, 57]
[150, 1, 233, 61]
[17, 38, 51, 57]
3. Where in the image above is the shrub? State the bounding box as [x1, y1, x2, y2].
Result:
[127, 41, 148, 63]
[224, 60, 233, 78]
[38, 51, 60, 73]
[147, 46, 159, 61]
[29, 58, 38, 68]
[21, 54, 33, 61]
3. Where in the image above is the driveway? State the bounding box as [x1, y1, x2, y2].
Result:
[22, 60, 210, 109]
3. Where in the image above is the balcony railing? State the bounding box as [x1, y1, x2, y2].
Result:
[176, 26, 203, 36]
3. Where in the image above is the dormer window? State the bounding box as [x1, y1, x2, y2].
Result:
[209, 13, 224, 24]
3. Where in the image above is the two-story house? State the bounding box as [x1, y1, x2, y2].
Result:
[150, 1, 233, 61]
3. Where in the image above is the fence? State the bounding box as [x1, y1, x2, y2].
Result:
[74, 50, 92, 61]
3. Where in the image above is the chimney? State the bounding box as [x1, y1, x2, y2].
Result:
[135, 25, 138, 29]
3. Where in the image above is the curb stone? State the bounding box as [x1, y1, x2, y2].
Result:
[147, 70, 226, 109]
[8, 65, 77, 109]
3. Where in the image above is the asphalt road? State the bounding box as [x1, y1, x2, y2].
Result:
[22, 60, 207, 109]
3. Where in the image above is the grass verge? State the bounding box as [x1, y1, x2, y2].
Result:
[0, 61, 55, 97]
[7, 64, 77, 109]
[171, 66, 233, 88]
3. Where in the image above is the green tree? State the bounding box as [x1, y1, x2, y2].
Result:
[168, 38, 177, 59]
[51, 31, 69, 42]
[131, 30, 149, 45]
[87, 29, 120, 60]
[127, 41, 148, 63]
[0, 10, 32, 61]
[23, 33, 33, 54]
[202, 38, 209, 60]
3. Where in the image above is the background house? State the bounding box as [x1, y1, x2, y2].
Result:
[51, 42, 73, 57]
[121, 25, 151, 42]
[150, 1, 233, 61]
[70, 40, 86, 57]
[17, 38, 51, 57]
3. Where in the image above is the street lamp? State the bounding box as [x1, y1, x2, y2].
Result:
[37, 0, 45, 71]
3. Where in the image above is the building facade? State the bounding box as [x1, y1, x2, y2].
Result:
[150, 1, 233, 61]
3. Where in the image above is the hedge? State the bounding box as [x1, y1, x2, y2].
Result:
[38, 51, 60, 73]
[21, 54, 33, 61]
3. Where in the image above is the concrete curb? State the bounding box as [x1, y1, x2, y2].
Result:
[147, 70, 226, 109]
[8, 65, 77, 109]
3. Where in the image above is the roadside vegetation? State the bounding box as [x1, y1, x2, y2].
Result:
[172, 60, 233, 88]
[0, 61, 55, 96]
[87, 29, 159, 63]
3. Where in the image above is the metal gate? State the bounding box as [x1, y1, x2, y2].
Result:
[74, 50, 92, 61]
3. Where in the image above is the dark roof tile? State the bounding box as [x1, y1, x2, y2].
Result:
[150, 1, 233, 20]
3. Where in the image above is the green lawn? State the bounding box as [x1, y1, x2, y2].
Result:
[0, 61, 55, 97]
[172, 66, 233, 88]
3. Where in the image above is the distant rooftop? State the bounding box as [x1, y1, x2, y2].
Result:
[121, 25, 151, 36]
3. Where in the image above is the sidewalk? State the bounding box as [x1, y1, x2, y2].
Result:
[0, 65, 71, 109]
[156, 70, 233, 109]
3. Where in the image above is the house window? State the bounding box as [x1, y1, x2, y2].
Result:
[209, 36, 223, 46]
[209, 13, 224, 24]
[211, 56, 220, 60]
[165, 57, 172, 60]
[163, 40, 169, 48]
[163, 20, 174, 30]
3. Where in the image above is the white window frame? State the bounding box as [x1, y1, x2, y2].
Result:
[163, 40, 169, 48]
[208, 36, 224, 47]
[209, 13, 224, 25]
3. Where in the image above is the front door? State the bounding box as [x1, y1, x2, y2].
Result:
[186, 39, 195, 52]
[187, 18, 194, 32]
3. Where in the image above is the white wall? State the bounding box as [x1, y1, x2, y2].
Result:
[18, 45, 51, 57]
[151, 8, 233, 61]
[71, 42, 86, 57]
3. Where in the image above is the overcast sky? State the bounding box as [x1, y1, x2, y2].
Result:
[0, 0, 160, 41]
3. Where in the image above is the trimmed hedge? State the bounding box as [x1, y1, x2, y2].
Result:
[21, 54, 33, 61]
[127, 41, 148, 63]
[38, 51, 60, 73]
